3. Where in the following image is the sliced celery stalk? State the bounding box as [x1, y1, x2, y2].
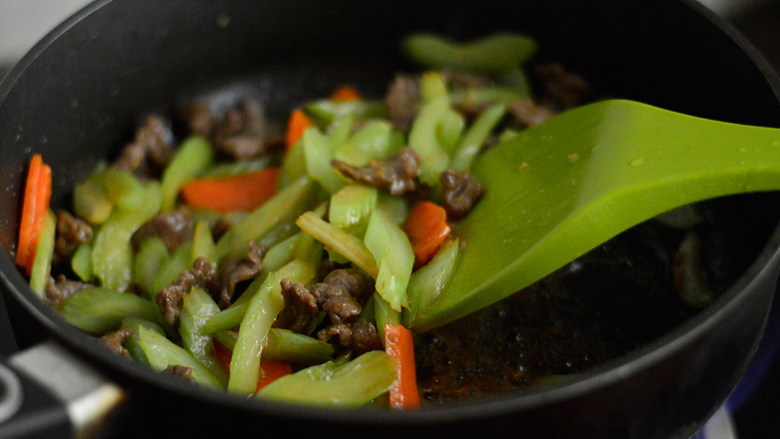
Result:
[438, 109, 466, 153]
[329, 185, 378, 237]
[364, 210, 414, 312]
[92, 182, 161, 292]
[296, 211, 378, 278]
[122, 317, 165, 364]
[151, 242, 193, 295]
[57, 288, 161, 334]
[304, 99, 386, 127]
[214, 328, 334, 366]
[450, 103, 507, 172]
[373, 292, 401, 344]
[263, 232, 301, 273]
[191, 219, 216, 266]
[179, 289, 228, 385]
[137, 326, 223, 389]
[277, 140, 307, 190]
[133, 237, 169, 298]
[102, 167, 145, 212]
[71, 242, 93, 283]
[333, 121, 403, 167]
[73, 167, 113, 225]
[302, 127, 345, 194]
[403, 238, 460, 327]
[257, 350, 397, 407]
[160, 135, 214, 212]
[29, 210, 56, 296]
[408, 95, 451, 187]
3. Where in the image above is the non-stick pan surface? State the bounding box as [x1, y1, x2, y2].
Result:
[1, 0, 780, 438]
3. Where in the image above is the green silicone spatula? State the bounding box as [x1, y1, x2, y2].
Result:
[410, 99, 780, 331]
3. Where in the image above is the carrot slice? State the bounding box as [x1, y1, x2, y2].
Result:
[329, 85, 361, 102]
[255, 359, 293, 392]
[17, 154, 52, 275]
[180, 168, 279, 212]
[403, 200, 451, 266]
[285, 109, 313, 152]
[385, 323, 420, 409]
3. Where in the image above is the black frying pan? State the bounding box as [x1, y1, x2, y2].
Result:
[1, 0, 780, 438]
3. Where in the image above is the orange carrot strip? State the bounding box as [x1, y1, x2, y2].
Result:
[17, 154, 52, 276]
[403, 200, 451, 266]
[385, 323, 420, 409]
[180, 168, 279, 212]
[285, 108, 313, 152]
[329, 85, 361, 102]
[255, 359, 293, 392]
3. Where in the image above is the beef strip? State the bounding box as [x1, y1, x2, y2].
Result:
[385, 74, 420, 132]
[53, 209, 93, 264]
[507, 98, 556, 128]
[440, 169, 485, 220]
[332, 146, 423, 196]
[179, 102, 215, 138]
[45, 274, 92, 308]
[155, 257, 220, 327]
[317, 318, 382, 354]
[132, 207, 194, 252]
[277, 279, 319, 334]
[100, 327, 134, 358]
[114, 115, 175, 175]
[217, 242, 266, 308]
[215, 101, 280, 160]
[534, 63, 592, 110]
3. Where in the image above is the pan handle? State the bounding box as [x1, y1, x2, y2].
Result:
[0, 341, 125, 438]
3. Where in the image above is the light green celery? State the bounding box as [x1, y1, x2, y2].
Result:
[262, 232, 300, 273]
[257, 350, 397, 406]
[29, 210, 56, 296]
[71, 242, 93, 283]
[132, 237, 169, 298]
[329, 185, 378, 237]
[191, 219, 216, 266]
[327, 113, 354, 147]
[302, 127, 345, 194]
[293, 204, 327, 264]
[200, 156, 273, 178]
[92, 182, 161, 292]
[256, 218, 299, 250]
[72, 164, 112, 224]
[408, 95, 451, 186]
[403, 238, 460, 327]
[215, 177, 315, 261]
[304, 99, 386, 127]
[363, 210, 414, 312]
[151, 242, 193, 295]
[376, 192, 409, 225]
[448, 87, 523, 107]
[215, 328, 334, 366]
[450, 103, 507, 171]
[122, 318, 165, 363]
[57, 287, 161, 334]
[278, 140, 307, 190]
[179, 289, 228, 385]
[419, 72, 448, 102]
[204, 259, 317, 335]
[137, 326, 222, 389]
[333, 121, 403, 167]
[438, 109, 466, 153]
[160, 136, 214, 212]
[373, 293, 401, 344]
[101, 167, 145, 211]
[296, 212, 378, 278]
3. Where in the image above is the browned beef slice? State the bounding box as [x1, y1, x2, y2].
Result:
[179, 102, 215, 137]
[385, 74, 420, 132]
[507, 98, 556, 128]
[212, 100, 275, 160]
[217, 242, 266, 308]
[132, 207, 193, 252]
[317, 319, 382, 355]
[45, 274, 92, 308]
[99, 327, 134, 358]
[534, 63, 592, 110]
[332, 147, 422, 196]
[276, 278, 319, 334]
[54, 209, 93, 262]
[114, 115, 174, 173]
[155, 257, 220, 327]
[440, 169, 485, 220]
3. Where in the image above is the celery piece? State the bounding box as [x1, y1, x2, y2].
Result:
[71, 242, 93, 283]
[402, 32, 537, 74]
[304, 99, 386, 127]
[204, 259, 317, 335]
[327, 113, 354, 147]
[420, 71, 448, 102]
[215, 328, 334, 366]
[450, 103, 507, 172]
[408, 95, 451, 186]
[29, 210, 56, 296]
[73, 172, 113, 224]
[262, 232, 300, 273]
[438, 109, 466, 153]
[296, 211, 378, 278]
[256, 218, 298, 250]
[179, 289, 228, 385]
[122, 317, 165, 364]
[191, 219, 216, 266]
[151, 242, 193, 295]
[133, 237, 169, 298]
[333, 121, 402, 167]
[215, 177, 315, 261]
[364, 210, 414, 312]
[277, 140, 307, 190]
[257, 350, 397, 406]
[137, 326, 223, 389]
[403, 238, 460, 327]
[160, 135, 214, 212]
[200, 156, 274, 178]
[57, 287, 161, 334]
[92, 183, 161, 292]
[293, 204, 326, 264]
[329, 185, 378, 237]
[448, 87, 523, 107]
[102, 167, 145, 212]
[302, 127, 345, 194]
[373, 293, 401, 344]
[376, 192, 409, 225]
